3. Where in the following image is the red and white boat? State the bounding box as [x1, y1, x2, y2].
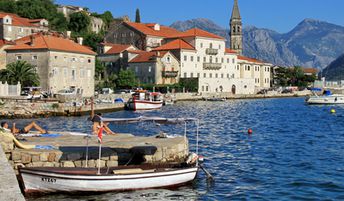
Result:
[126, 90, 163, 110]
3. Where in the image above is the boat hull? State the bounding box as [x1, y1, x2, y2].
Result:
[126, 100, 163, 110]
[306, 95, 344, 104]
[19, 167, 198, 194]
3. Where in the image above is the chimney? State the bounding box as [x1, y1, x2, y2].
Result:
[77, 37, 83, 45]
[66, 31, 71, 38]
[29, 35, 35, 46]
[156, 51, 160, 57]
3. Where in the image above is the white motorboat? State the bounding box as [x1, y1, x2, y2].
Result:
[306, 89, 344, 104]
[19, 116, 204, 195]
[126, 90, 163, 110]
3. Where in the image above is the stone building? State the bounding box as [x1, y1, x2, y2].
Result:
[5, 33, 96, 97]
[104, 22, 182, 51]
[229, 0, 243, 55]
[127, 51, 180, 85]
[0, 39, 14, 69]
[0, 12, 49, 41]
[57, 5, 104, 34]
[97, 43, 137, 75]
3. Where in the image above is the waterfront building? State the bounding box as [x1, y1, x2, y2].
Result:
[5, 32, 96, 97]
[97, 43, 137, 74]
[0, 12, 49, 41]
[127, 50, 180, 85]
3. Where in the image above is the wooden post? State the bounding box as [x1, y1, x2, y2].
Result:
[90, 96, 94, 118]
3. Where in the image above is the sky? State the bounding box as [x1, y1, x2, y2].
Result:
[55, 0, 344, 33]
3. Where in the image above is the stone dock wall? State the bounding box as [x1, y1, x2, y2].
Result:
[0, 133, 189, 172]
[0, 144, 25, 201]
[0, 91, 311, 119]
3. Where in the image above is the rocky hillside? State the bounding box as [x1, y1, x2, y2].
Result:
[321, 54, 344, 81]
[170, 18, 344, 69]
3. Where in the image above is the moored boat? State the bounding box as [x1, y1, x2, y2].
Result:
[126, 90, 163, 110]
[306, 90, 344, 104]
[19, 164, 198, 194]
[18, 116, 205, 195]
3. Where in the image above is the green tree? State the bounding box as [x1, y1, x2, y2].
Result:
[0, 61, 40, 87]
[68, 11, 91, 34]
[83, 32, 103, 51]
[100, 11, 113, 27]
[135, 8, 141, 23]
[49, 12, 68, 32]
[116, 69, 138, 88]
[0, 0, 17, 13]
[95, 59, 105, 81]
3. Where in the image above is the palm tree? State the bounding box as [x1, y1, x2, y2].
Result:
[0, 60, 40, 87]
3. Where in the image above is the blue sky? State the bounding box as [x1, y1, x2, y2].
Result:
[55, 0, 344, 33]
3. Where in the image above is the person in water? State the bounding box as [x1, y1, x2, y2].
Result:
[0, 121, 47, 134]
[91, 113, 117, 135]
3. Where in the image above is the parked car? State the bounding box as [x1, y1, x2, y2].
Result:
[55, 89, 75, 96]
[21, 87, 42, 99]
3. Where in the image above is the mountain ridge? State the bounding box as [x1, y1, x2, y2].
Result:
[170, 18, 344, 69]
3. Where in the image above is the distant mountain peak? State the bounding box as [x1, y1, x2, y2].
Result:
[170, 18, 344, 69]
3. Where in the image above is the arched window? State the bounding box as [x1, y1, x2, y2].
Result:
[233, 26, 236, 33]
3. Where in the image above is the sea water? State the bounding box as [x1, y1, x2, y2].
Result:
[16, 97, 344, 200]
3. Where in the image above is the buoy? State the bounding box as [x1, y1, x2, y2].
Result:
[331, 109, 336, 114]
[248, 128, 253, 135]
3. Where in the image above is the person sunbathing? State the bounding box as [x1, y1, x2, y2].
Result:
[0, 121, 47, 134]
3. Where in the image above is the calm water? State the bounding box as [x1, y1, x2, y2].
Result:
[14, 97, 344, 200]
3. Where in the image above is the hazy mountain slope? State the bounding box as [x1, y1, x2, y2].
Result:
[170, 18, 344, 69]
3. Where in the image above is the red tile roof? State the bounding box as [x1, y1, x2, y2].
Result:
[302, 67, 319, 74]
[0, 12, 45, 27]
[129, 51, 168, 63]
[225, 48, 237, 54]
[0, 39, 15, 48]
[238, 55, 264, 64]
[124, 22, 182, 37]
[152, 39, 195, 51]
[6, 33, 96, 55]
[167, 28, 224, 40]
[104, 44, 131, 55]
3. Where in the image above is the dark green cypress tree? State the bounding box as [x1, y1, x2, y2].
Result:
[135, 8, 141, 23]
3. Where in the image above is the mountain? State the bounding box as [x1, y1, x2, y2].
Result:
[170, 18, 344, 69]
[321, 54, 344, 80]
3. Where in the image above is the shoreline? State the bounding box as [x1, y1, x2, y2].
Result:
[0, 92, 309, 119]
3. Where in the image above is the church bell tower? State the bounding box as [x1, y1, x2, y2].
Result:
[230, 0, 243, 55]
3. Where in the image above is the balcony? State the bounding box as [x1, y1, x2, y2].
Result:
[162, 71, 178, 78]
[203, 63, 222, 70]
[206, 48, 218, 55]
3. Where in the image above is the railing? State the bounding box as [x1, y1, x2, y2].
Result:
[203, 63, 222, 70]
[206, 48, 218, 55]
[162, 71, 178, 77]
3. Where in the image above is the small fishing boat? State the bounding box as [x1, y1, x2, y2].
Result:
[306, 90, 344, 104]
[203, 97, 226, 102]
[19, 116, 207, 195]
[126, 90, 163, 110]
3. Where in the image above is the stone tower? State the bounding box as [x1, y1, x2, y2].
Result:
[229, 0, 243, 55]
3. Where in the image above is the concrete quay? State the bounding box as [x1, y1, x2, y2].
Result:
[0, 144, 25, 201]
[1, 132, 189, 171]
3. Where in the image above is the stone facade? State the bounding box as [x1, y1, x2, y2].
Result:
[229, 0, 243, 55]
[90, 16, 104, 34]
[0, 13, 49, 41]
[128, 51, 180, 85]
[6, 50, 95, 97]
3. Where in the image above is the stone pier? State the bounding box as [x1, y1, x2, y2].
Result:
[0, 144, 25, 201]
[1, 132, 189, 171]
